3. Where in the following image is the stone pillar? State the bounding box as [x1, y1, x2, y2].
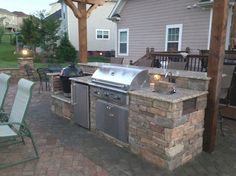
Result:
[17, 57, 34, 78]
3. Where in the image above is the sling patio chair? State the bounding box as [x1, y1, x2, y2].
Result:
[0, 78, 39, 169]
[0, 73, 11, 112]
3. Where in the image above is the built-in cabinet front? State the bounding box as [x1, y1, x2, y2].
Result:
[73, 82, 90, 129]
[96, 99, 128, 143]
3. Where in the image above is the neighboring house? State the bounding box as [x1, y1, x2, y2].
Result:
[108, 0, 235, 62]
[48, 2, 61, 16]
[0, 8, 27, 31]
[58, 0, 117, 54]
[47, 2, 65, 37]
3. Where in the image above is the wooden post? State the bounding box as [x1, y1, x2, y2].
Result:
[78, 2, 88, 63]
[64, 0, 106, 63]
[203, 0, 229, 153]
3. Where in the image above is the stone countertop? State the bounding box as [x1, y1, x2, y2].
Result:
[129, 87, 208, 103]
[69, 75, 207, 103]
[78, 62, 210, 81]
[70, 76, 92, 85]
[148, 68, 210, 80]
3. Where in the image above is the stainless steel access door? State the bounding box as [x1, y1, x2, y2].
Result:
[96, 99, 128, 143]
[73, 83, 90, 129]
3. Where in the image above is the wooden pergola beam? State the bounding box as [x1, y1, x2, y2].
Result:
[72, 0, 105, 5]
[87, 4, 98, 18]
[203, 0, 229, 152]
[64, 0, 82, 18]
[64, 0, 107, 63]
[78, 2, 88, 63]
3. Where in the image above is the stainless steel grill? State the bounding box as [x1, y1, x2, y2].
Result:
[91, 65, 149, 143]
[91, 65, 149, 92]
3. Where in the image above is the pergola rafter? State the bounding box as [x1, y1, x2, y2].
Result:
[64, 0, 108, 63]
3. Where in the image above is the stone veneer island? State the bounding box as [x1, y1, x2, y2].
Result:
[49, 62, 210, 170]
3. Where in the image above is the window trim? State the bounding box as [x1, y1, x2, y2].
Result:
[165, 24, 183, 51]
[96, 29, 110, 40]
[118, 28, 129, 56]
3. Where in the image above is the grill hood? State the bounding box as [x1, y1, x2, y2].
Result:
[91, 65, 149, 91]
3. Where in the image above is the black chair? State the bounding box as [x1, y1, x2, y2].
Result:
[37, 68, 50, 93]
[24, 64, 37, 81]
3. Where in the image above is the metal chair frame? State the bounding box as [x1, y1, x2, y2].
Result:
[0, 73, 11, 112]
[0, 79, 39, 169]
[37, 68, 50, 93]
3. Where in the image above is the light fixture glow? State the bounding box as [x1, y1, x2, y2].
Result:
[22, 49, 28, 56]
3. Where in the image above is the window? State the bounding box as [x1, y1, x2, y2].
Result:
[96, 29, 110, 40]
[165, 24, 183, 51]
[118, 29, 129, 55]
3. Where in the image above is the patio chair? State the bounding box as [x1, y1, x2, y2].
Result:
[219, 65, 235, 135]
[0, 73, 11, 112]
[37, 68, 50, 93]
[24, 64, 37, 81]
[0, 78, 39, 169]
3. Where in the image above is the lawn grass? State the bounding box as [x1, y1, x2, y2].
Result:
[0, 43, 19, 61]
[0, 35, 110, 69]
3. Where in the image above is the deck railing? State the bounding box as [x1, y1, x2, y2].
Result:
[147, 52, 209, 72]
[134, 48, 236, 72]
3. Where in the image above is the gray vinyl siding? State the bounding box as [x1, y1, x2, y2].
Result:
[117, 0, 211, 62]
[67, 2, 117, 51]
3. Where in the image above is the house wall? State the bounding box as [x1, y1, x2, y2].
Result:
[66, 2, 117, 52]
[0, 13, 18, 29]
[116, 0, 212, 62]
[60, 3, 68, 35]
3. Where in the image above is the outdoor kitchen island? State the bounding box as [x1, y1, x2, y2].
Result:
[69, 63, 209, 170]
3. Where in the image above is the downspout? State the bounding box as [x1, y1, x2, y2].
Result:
[207, 8, 213, 49]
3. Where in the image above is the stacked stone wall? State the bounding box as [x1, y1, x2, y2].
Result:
[0, 68, 20, 80]
[129, 94, 207, 170]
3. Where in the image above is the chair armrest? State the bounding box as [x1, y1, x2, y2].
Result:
[0, 122, 31, 136]
[0, 112, 9, 123]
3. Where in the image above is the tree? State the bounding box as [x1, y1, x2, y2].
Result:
[20, 11, 60, 58]
[20, 15, 41, 51]
[37, 11, 60, 58]
[56, 33, 77, 63]
[0, 26, 4, 44]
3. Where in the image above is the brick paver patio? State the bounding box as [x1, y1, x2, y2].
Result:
[1, 82, 236, 176]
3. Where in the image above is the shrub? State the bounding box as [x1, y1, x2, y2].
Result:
[55, 33, 77, 63]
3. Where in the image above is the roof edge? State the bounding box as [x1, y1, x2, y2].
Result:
[108, 0, 126, 21]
